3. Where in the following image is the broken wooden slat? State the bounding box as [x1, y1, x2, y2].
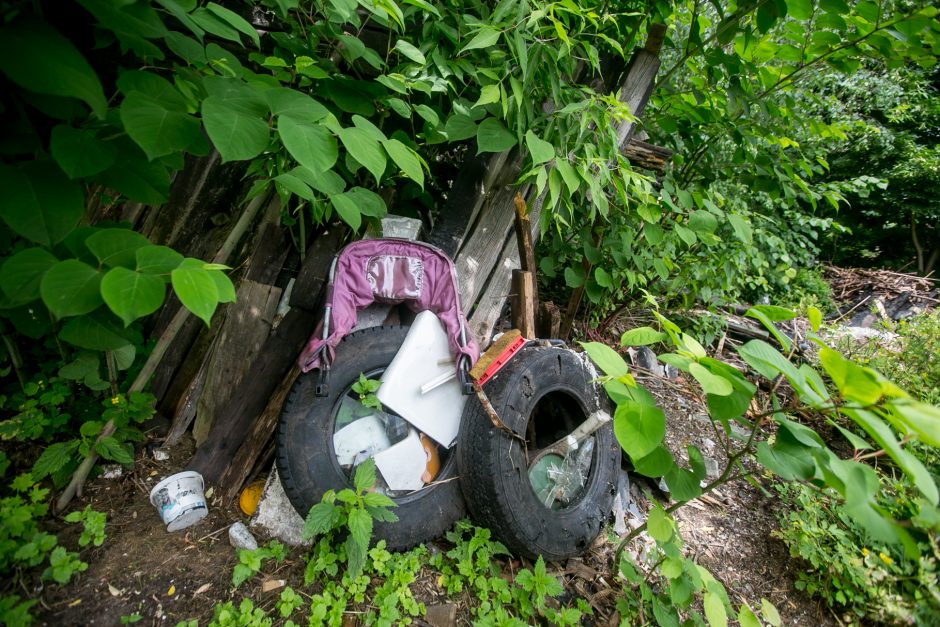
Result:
[192, 280, 283, 446]
[289, 227, 348, 312]
[622, 139, 673, 173]
[537, 301, 562, 338]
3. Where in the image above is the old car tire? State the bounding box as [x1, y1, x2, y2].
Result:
[276, 325, 465, 550]
[457, 345, 621, 560]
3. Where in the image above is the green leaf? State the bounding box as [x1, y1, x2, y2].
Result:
[614, 401, 666, 461]
[100, 267, 166, 326]
[646, 504, 673, 543]
[460, 28, 501, 53]
[120, 91, 202, 161]
[748, 305, 796, 322]
[264, 89, 329, 122]
[474, 84, 501, 108]
[580, 342, 629, 378]
[0, 248, 58, 304]
[96, 137, 172, 204]
[0, 161, 84, 247]
[40, 260, 103, 318]
[303, 502, 340, 539]
[689, 362, 733, 396]
[278, 116, 338, 174]
[96, 436, 134, 465]
[737, 340, 801, 383]
[59, 315, 132, 351]
[663, 464, 703, 501]
[206, 2, 260, 47]
[86, 229, 152, 269]
[806, 305, 822, 332]
[761, 598, 781, 626]
[688, 210, 718, 234]
[394, 39, 426, 65]
[136, 245, 184, 275]
[208, 270, 236, 303]
[382, 139, 424, 187]
[275, 173, 315, 201]
[476, 118, 517, 153]
[525, 130, 555, 165]
[201, 86, 270, 162]
[290, 167, 346, 195]
[727, 213, 753, 244]
[330, 193, 362, 230]
[632, 445, 674, 478]
[786, 0, 813, 20]
[337, 126, 387, 185]
[737, 605, 760, 627]
[171, 263, 219, 325]
[818, 348, 882, 404]
[621, 327, 668, 346]
[353, 458, 377, 493]
[703, 591, 728, 627]
[0, 17, 107, 117]
[32, 440, 80, 480]
[444, 114, 477, 141]
[50, 126, 116, 178]
[343, 187, 386, 218]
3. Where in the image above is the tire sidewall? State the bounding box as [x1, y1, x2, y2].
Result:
[276, 325, 465, 550]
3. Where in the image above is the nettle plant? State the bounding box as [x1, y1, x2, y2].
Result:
[582, 304, 940, 625]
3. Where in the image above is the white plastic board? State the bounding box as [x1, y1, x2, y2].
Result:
[376, 310, 467, 447]
[373, 429, 427, 492]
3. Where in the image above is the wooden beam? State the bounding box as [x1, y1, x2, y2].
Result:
[511, 270, 536, 339]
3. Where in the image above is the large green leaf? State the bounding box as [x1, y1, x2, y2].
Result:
[50, 126, 116, 179]
[274, 173, 315, 201]
[208, 270, 236, 303]
[136, 245, 184, 275]
[614, 401, 666, 461]
[264, 88, 329, 121]
[278, 116, 338, 173]
[0, 248, 58, 305]
[120, 91, 202, 160]
[581, 341, 630, 378]
[382, 138, 424, 187]
[201, 81, 269, 161]
[330, 193, 363, 230]
[58, 314, 132, 351]
[476, 118, 517, 153]
[444, 114, 478, 141]
[0, 17, 107, 117]
[96, 436, 134, 465]
[689, 362, 733, 396]
[460, 27, 501, 53]
[289, 167, 346, 195]
[525, 130, 554, 164]
[171, 263, 219, 325]
[100, 267, 166, 326]
[621, 327, 668, 346]
[206, 2, 260, 47]
[0, 161, 84, 246]
[40, 260, 103, 318]
[86, 229, 152, 269]
[337, 126, 387, 185]
[343, 188, 387, 218]
[632, 445, 675, 477]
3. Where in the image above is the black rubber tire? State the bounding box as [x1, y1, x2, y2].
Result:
[276, 325, 465, 550]
[457, 345, 621, 561]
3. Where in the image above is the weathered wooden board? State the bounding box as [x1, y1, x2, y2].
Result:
[192, 279, 282, 446]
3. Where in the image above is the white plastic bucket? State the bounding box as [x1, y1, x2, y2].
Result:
[149, 471, 208, 532]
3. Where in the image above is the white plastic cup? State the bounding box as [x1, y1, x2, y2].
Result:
[149, 471, 208, 532]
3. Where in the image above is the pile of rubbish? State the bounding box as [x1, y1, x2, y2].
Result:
[824, 264, 939, 326]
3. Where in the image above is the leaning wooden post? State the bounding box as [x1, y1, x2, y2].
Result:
[558, 24, 666, 340]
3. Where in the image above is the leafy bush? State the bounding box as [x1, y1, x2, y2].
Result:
[774, 481, 940, 625]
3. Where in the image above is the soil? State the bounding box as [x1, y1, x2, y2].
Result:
[36, 348, 837, 627]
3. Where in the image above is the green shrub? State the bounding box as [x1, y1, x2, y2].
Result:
[774, 481, 940, 625]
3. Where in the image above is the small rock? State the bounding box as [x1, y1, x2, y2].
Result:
[703, 456, 720, 479]
[229, 522, 259, 551]
[152, 449, 169, 461]
[702, 437, 715, 451]
[101, 465, 123, 479]
[635, 347, 665, 376]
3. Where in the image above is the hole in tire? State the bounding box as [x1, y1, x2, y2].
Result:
[525, 389, 596, 510]
[330, 366, 451, 500]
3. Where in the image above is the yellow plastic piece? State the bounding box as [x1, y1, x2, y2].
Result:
[239, 480, 265, 516]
